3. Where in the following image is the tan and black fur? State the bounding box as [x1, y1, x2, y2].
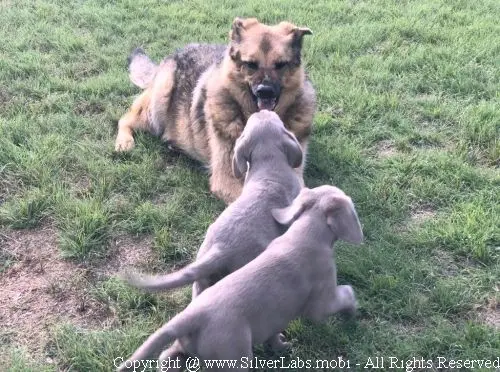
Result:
[115, 18, 316, 203]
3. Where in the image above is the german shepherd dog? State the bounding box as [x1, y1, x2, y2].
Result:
[115, 17, 316, 204]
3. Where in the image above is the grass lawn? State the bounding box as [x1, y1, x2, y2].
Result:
[1, 0, 498, 371]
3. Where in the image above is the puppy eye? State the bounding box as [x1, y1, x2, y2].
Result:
[244, 61, 259, 70]
[275, 61, 288, 70]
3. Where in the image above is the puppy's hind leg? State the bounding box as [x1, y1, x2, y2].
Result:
[157, 340, 186, 372]
[203, 324, 252, 372]
[192, 277, 211, 299]
[329, 285, 357, 316]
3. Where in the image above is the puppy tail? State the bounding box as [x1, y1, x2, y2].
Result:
[118, 314, 195, 371]
[128, 48, 158, 89]
[123, 248, 225, 292]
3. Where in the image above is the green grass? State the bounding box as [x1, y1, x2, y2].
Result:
[1, 0, 499, 371]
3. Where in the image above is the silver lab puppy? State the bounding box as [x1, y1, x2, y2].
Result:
[119, 185, 363, 372]
[124, 110, 302, 296]
[122, 110, 303, 362]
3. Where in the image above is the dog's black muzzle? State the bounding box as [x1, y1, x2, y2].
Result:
[252, 82, 281, 111]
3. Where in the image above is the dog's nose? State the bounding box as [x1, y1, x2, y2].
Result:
[255, 84, 278, 99]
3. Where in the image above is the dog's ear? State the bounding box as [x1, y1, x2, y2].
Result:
[292, 27, 313, 38]
[272, 189, 310, 225]
[287, 25, 312, 65]
[291, 27, 312, 50]
[230, 17, 259, 43]
[282, 129, 303, 168]
[279, 22, 312, 38]
[230, 17, 245, 43]
[324, 196, 363, 244]
[232, 134, 250, 179]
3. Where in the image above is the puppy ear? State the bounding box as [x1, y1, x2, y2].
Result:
[271, 189, 309, 225]
[232, 134, 250, 179]
[282, 129, 303, 168]
[325, 196, 363, 244]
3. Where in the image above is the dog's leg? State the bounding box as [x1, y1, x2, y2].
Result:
[205, 108, 245, 203]
[265, 332, 291, 352]
[198, 321, 252, 371]
[294, 164, 306, 188]
[116, 59, 177, 152]
[192, 277, 211, 298]
[209, 138, 243, 203]
[328, 285, 357, 315]
[115, 91, 151, 151]
[294, 139, 309, 187]
[205, 338, 252, 371]
[287, 91, 314, 187]
[157, 341, 186, 372]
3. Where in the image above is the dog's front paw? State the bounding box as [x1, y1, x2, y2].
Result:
[267, 333, 291, 352]
[115, 134, 135, 152]
[338, 285, 357, 316]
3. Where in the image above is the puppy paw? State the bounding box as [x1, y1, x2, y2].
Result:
[115, 134, 135, 152]
[338, 285, 357, 317]
[267, 333, 291, 352]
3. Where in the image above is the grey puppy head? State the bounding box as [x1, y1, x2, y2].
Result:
[232, 110, 303, 178]
[272, 185, 364, 244]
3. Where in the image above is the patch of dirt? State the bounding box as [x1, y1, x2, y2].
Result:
[410, 206, 437, 223]
[71, 176, 91, 198]
[479, 291, 499, 330]
[432, 249, 461, 277]
[414, 93, 441, 103]
[366, 40, 393, 55]
[96, 234, 155, 277]
[0, 226, 110, 353]
[324, 105, 344, 118]
[0, 226, 155, 354]
[375, 140, 397, 158]
[73, 100, 106, 116]
[393, 206, 437, 233]
[0, 89, 13, 109]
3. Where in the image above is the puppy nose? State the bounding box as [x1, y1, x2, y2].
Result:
[255, 84, 277, 99]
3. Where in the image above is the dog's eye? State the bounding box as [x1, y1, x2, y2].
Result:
[244, 61, 259, 70]
[274, 61, 288, 70]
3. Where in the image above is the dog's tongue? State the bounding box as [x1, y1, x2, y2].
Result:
[257, 98, 277, 111]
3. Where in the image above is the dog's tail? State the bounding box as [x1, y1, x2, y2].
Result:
[128, 48, 158, 89]
[117, 313, 196, 371]
[123, 248, 225, 292]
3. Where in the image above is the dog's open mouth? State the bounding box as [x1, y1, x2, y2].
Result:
[257, 97, 277, 111]
[251, 84, 280, 111]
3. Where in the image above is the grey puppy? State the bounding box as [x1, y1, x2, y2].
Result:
[122, 110, 303, 364]
[124, 109, 302, 296]
[118, 185, 363, 372]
